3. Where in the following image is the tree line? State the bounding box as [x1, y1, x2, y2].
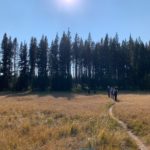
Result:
[0, 32, 150, 91]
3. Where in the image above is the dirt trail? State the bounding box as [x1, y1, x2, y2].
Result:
[109, 104, 148, 150]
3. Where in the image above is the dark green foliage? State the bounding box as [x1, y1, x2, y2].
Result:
[16, 43, 29, 91]
[12, 38, 18, 77]
[59, 31, 72, 91]
[11, 38, 19, 90]
[29, 37, 37, 89]
[1, 34, 13, 90]
[1, 32, 150, 91]
[37, 36, 49, 91]
[49, 35, 60, 91]
[72, 34, 80, 86]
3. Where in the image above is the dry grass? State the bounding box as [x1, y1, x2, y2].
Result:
[0, 93, 137, 150]
[114, 94, 150, 148]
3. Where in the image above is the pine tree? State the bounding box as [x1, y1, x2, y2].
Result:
[109, 34, 120, 84]
[93, 42, 101, 90]
[37, 36, 49, 91]
[59, 31, 72, 91]
[100, 34, 110, 87]
[12, 38, 18, 77]
[29, 37, 37, 89]
[49, 34, 59, 90]
[11, 38, 19, 89]
[1, 33, 13, 90]
[17, 43, 29, 90]
[83, 33, 93, 90]
[72, 34, 80, 86]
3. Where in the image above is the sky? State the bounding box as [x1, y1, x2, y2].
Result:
[0, 0, 150, 43]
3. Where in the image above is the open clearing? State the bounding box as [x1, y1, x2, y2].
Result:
[0, 93, 149, 150]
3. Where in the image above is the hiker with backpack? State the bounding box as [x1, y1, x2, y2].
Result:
[107, 86, 118, 102]
[113, 87, 118, 101]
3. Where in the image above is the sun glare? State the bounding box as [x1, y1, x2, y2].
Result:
[64, 0, 75, 5]
[55, 0, 82, 13]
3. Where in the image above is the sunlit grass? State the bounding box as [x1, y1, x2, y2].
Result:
[114, 94, 150, 146]
[0, 93, 137, 150]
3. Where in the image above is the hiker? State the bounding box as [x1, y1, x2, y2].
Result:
[88, 87, 91, 94]
[110, 87, 114, 99]
[107, 86, 111, 98]
[114, 87, 118, 101]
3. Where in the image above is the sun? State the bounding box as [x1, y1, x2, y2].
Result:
[64, 0, 72, 4]
[55, 0, 80, 13]
[63, 0, 76, 6]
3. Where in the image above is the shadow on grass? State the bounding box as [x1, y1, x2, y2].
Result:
[0, 91, 98, 100]
[1, 90, 149, 101]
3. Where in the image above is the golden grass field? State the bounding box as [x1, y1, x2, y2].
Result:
[114, 93, 150, 149]
[0, 92, 147, 150]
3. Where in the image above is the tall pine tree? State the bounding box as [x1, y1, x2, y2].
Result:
[1, 34, 13, 90]
[29, 37, 37, 89]
[17, 43, 29, 91]
[49, 34, 59, 90]
[59, 31, 72, 91]
[37, 36, 49, 91]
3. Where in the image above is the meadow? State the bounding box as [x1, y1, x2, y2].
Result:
[114, 93, 150, 149]
[0, 92, 145, 150]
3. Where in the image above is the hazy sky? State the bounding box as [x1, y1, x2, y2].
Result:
[0, 0, 150, 42]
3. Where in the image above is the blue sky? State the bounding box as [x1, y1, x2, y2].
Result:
[0, 0, 150, 43]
